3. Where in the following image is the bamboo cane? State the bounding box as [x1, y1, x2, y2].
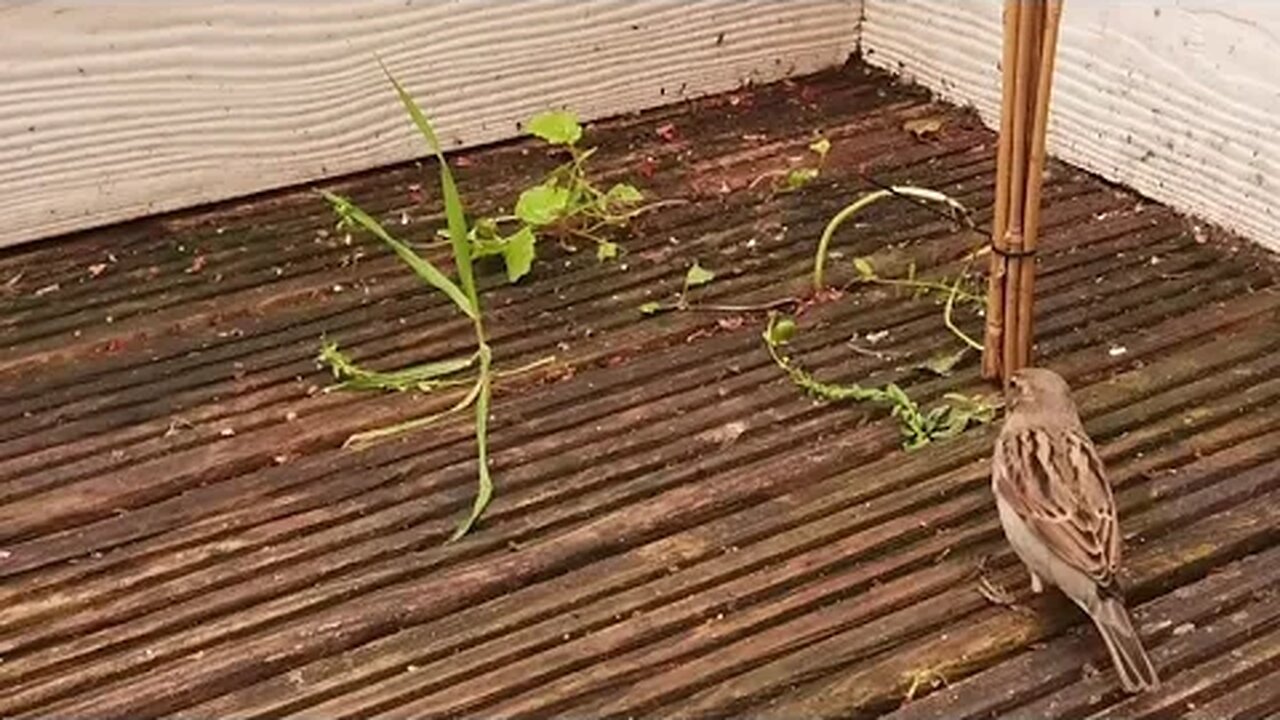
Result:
[983, 0, 1063, 383]
[1000, 0, 1041, 381]
[1014, 0, 1064, 370]
[981, 0, 1024, 380]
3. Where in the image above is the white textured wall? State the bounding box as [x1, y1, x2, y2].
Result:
[0, 0, 858, 248]
[862, 0, 1280, 252]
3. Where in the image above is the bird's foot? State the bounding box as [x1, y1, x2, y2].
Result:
[978, 575, 1017, 606]
[975, 555, 1017, 605]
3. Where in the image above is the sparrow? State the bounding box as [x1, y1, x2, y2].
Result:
[992, 367, 1159, 693]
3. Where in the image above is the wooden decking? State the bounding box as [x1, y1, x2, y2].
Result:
[2, 60, 1280, 719]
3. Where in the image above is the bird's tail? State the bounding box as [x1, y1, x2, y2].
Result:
[1091, 596, 1160, 693]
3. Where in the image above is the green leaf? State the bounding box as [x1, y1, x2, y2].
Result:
[639, 301, 664, 315]
[931, 399, 952, 422]
[765, 316, 797, 346]
[329, 354, 477, 393]
[527, 109, 582, 146]
[784, 167, 820, 191]
[469, 237, 505, 258]
[919, 347, 968, 377]
[319, 339, 478, 392]
[604, 182, 644, 208]
[515, 183, 570, 226]
[943, 392, 998, 425]
[939, 408, 972, 439]
[322, 191, 476, 320]
[809, 137, 832, 160]
[501, 226, 537, 283]
[853, 257, 876, 279]
[318, 338, 355, 380]
[596, 241, 619, 261]
[471, 216, 501, 241]
[468, 219, 505, 258]
[685, 261, 715, 288]
[903, 434, 930, 451]
[381, 67, 478, 314]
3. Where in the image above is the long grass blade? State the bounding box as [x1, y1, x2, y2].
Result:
[343, 359, 475, 389]
[380, 63, 479, 311]
[320, 341, 478, 391]
[342, 375, 483, 450]
[321, 191, 476, 320]
[450, 349, 493, 541]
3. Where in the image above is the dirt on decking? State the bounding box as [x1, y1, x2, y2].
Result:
[2, 59, 1280, 719]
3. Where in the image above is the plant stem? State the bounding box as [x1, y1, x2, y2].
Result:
[678, 297, 802, 313]
[343, 376, 483, 450]
[858, 276, 983, 304]
[813, 185, 972, 291]
[944, 273, 985, 351]
[493, 354, 557, 379]
[621, 198, 690, 218]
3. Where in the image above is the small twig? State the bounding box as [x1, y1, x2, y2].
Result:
[492, 354, 557, 379]
[413, 238, 455, 251]
[619, 198, 691, 219]
[846, 341, 899, 360]
[860, 276, 984, 305]
[677, 297, 803, 313]
[563, 225, 609, 247]
[748, 169, 789, 190]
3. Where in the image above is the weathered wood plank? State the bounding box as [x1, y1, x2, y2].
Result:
[175, 312, 1280, 719]
[0, 227, 1248, 640]
[5, 252, 1274, 712]
[1, 60, 1278, 719]
[1181, 666, 1280, 720]
[710, 479, 1280, 719]
[882, 546, 1280, 719]
[0, 170, 1173, 575]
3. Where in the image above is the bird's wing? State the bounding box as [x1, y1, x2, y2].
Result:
[994, 427, 1121, 584]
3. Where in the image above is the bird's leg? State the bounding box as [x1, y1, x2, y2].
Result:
[1030, 571, 1044, 594]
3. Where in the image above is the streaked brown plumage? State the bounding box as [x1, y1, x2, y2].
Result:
[992, 367, 1159, 693]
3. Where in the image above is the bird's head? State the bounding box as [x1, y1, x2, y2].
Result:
[1007, 367, 1077, 418]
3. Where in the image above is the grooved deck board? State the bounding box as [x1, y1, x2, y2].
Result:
[1, 60, 1279, 719]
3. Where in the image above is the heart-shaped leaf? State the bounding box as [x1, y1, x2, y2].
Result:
[527, 110, 582, 146]
[604, 182, 644, 208]
[596, 241, 619, 261]
[685, 261, 715, 288]
[919, 347, 968, 377]
[501, 226, 537, 283]
[515, 183, 570, 226]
